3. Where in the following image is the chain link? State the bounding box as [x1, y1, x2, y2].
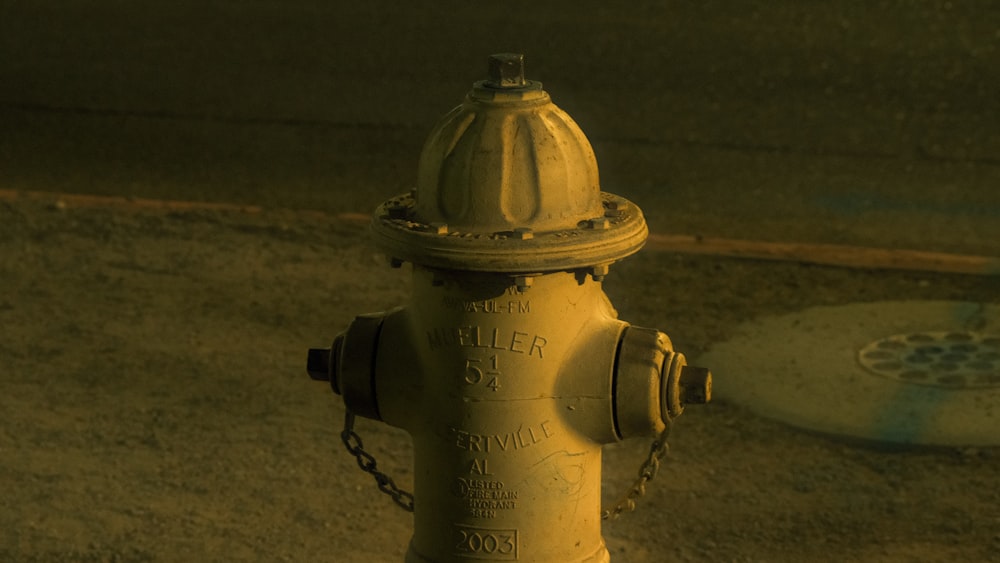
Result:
[601, 417, 672, 520]
[340, 410, 672, 520]
[341, 411, 415, 512]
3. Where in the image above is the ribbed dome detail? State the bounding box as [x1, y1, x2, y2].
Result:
[414, 87, 602, 234]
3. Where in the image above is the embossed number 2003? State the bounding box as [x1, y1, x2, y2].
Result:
[464, 355, 501, 391]
[454, 529, 516, 558]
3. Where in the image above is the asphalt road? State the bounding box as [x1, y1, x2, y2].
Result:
[2, 2, 999, 251]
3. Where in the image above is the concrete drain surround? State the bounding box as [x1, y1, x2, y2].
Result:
[698, 301, 1000, 446]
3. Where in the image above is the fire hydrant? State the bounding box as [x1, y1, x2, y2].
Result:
[307, 53, 711, 563]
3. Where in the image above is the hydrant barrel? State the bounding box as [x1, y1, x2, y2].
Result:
[307, 54, 711, 563]
[381, 268, 624, 562]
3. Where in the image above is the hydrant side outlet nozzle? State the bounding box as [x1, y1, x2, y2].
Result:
[334, 313, 390, 422]
[307, 54, 711, 563]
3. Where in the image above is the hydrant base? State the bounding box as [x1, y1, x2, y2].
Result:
[404, 538, 610, 563]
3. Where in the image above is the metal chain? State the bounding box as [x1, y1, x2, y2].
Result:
[601, 417, 673, 520]
[340, 409, 672, 519]
[340, 411, 415, 512]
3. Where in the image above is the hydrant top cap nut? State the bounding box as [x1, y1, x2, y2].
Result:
[487, 53, 527, 89]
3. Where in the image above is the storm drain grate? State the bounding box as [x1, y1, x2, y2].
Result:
[858, 331, 1000, 389]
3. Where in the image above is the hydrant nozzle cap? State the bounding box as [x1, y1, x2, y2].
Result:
[370, 53, 648, 273]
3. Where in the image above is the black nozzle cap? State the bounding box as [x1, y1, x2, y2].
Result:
[307, 335, 345, 394]
[307, 348, 331, 382]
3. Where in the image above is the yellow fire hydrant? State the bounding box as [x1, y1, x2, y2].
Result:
[308, 53, 711, 563]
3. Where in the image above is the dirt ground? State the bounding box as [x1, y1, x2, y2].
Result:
[1, 197, 998, 562]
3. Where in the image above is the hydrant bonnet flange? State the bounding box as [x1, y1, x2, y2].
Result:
[371, 193, 648, 273]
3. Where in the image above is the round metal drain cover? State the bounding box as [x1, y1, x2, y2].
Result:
[697, 301, 1000, 446]
[858, 331, 1000, 388]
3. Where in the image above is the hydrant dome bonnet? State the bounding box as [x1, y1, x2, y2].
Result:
[371, 54, 648, 273]
[415, 84, 601, 234]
